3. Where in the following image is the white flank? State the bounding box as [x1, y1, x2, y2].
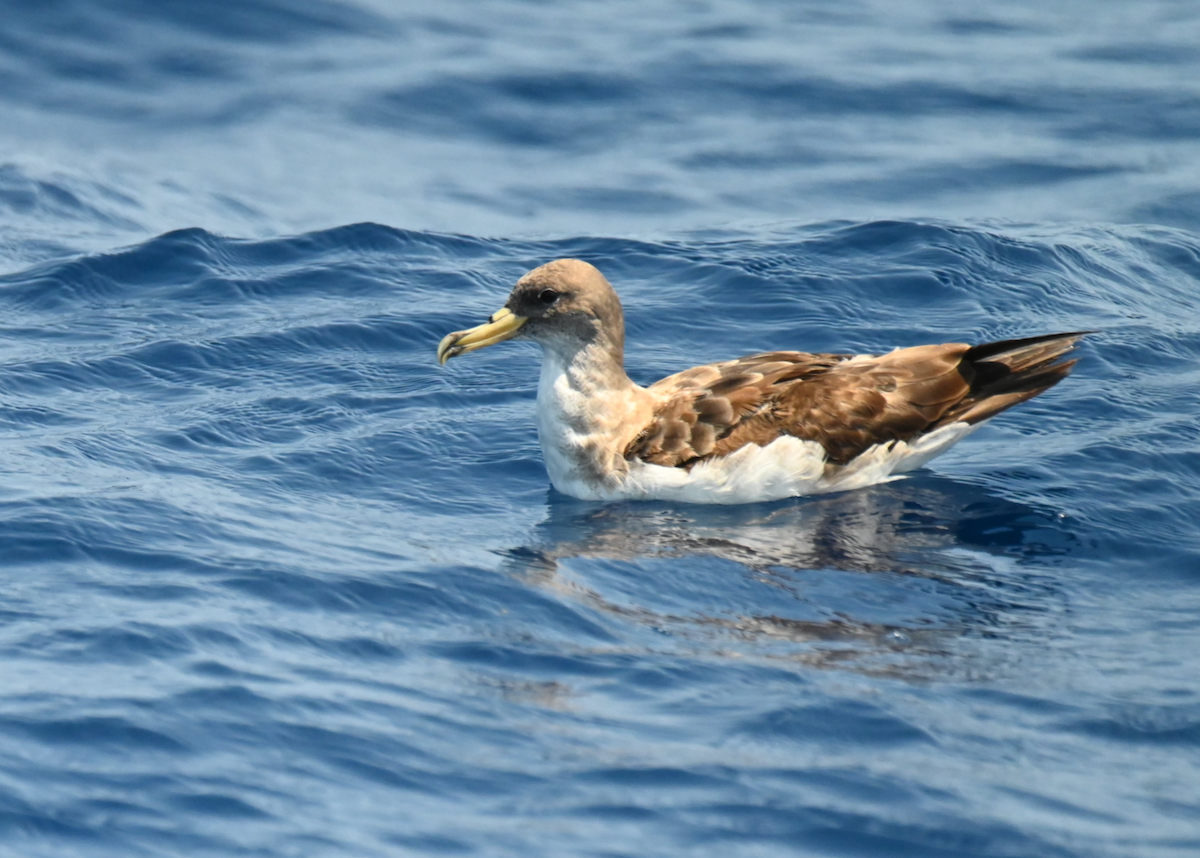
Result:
[617, 421, 980, 504]
[535, 347, 983, 504]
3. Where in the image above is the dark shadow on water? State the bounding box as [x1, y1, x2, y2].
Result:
[501, 474, 1080, 677]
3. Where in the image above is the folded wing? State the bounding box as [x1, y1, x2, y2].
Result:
[625, 332, 1087, 468]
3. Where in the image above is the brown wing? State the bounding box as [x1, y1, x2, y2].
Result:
[624, 351, 850, 466]
[624, 333, 1086, 468]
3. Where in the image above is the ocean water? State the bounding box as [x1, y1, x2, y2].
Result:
[1, 1, 1199, 856]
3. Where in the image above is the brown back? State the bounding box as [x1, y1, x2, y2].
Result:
[625, 332, 1086, 468]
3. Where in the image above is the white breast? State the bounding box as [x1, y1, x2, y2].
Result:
[535, 350, 634, 500]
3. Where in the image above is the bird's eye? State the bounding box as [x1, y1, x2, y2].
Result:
[539, 289, 560, 305]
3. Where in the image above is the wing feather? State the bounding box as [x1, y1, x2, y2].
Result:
[623, 334, 1084, 469]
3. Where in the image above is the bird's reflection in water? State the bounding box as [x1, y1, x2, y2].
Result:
[505, 475, 1079, 675]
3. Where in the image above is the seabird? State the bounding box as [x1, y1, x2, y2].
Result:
[437, 259, 1086, 504]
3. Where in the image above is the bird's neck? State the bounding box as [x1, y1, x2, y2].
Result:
[535, 339, 653, 496]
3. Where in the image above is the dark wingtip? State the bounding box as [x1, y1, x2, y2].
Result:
[946, 332, 1091, 426]
[964, 330, 1095, 364]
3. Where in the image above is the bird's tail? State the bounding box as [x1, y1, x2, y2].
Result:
[943, 331, 1092, 425]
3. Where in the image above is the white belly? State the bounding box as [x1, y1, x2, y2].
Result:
[543, 421, 980, 505]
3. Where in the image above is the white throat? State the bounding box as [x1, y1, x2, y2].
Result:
[534, 341, 650, 499]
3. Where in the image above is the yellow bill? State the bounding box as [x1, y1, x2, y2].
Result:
[437, 307, 527, 365]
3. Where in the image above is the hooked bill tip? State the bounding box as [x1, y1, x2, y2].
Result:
[436, 332, 461, 365]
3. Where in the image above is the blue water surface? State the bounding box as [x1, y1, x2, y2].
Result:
[1, 2, 1199, 857]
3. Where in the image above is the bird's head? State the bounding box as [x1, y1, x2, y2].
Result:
[437, 259, 624, 365]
